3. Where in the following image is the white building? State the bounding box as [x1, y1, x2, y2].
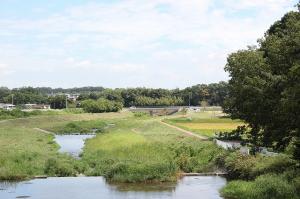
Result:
[0, 103, 16, 110]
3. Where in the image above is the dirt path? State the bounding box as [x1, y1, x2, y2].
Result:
[33, 128, 55, 135]
[159, 121, 208, 140]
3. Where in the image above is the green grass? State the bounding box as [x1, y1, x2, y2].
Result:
[0, 111, 131, 180]
[219, 151, 299, 199]
[221, 173, 298, 199]
[0, 110, 225, 182]
[47, 120, 108, 134]
[0, 126, 74, 180]
[164, 111, 244, 137]
[82, 118, 225, 182]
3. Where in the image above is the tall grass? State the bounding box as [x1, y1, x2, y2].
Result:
[221, 174, 298, 199]
[0, 111, 225, 182]
[82, 119, 225, 182]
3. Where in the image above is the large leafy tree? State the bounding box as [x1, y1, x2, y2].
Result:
[223, 11, 300, 157]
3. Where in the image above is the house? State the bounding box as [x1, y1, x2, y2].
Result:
[0, 103, 16, 110]
[67, 94, 80, 101]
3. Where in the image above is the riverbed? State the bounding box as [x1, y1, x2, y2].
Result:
[0, 176, 226, 199]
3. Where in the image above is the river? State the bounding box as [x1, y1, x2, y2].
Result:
[0, 176, 226, 199]
[0, 134, 227, 198]
[54, 134, 95, 158]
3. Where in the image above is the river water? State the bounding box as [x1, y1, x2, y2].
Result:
[0, 176, 226, 199]
[54, 134, 95, 158]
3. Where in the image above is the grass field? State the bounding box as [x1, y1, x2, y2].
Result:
[82, 116, 225, 182]
[0, 110, 225, 182]
[0, 111, 131, 180]
[164, 111, 244, 137]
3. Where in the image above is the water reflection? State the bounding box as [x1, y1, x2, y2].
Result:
[54, 134, 95, 157]
[0, 176, 226, 199]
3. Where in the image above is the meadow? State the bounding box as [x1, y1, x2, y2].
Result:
[82, 117, 225, 182]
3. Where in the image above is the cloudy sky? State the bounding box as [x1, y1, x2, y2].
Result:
[0, 0, 298, 89]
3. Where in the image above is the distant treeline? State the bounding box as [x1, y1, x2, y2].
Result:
[0, 81, 228, 108]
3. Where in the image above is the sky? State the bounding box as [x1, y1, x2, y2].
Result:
[0, 0, 298, 89]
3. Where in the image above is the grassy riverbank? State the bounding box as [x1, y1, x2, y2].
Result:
[82, 118, 225, 182]
[220, 152, 300, 199]
[2, 109, 298, 198]
[0, 110, 225, 181]
[0, 111, 130, 180]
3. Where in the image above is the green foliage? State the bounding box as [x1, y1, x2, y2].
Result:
[221, 174, 298, 199]
[44, 157, 81, 177]
[223, 11, 300, 156]
[48, 95, 66, 109]
[134, 96, 183, 106]
[81, 118, 225, 182]
[0, 109, 43, 120]
[133, 112, 150, 118]
[224, 152, 297, 180]
[81, 99, 123, 113]
[216, 125, 247, 141]
[49, 120, 107, 134]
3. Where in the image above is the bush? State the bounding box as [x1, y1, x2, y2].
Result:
[224, 152, 257, 180]
[44, 158, 77, 177]
[221, 174, 297, 199]
[224, 152, 297, 180]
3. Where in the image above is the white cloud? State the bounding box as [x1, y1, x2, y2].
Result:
[0, 0, 297, 88]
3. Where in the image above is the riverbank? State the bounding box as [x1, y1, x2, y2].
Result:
[0, 111, 227, 182]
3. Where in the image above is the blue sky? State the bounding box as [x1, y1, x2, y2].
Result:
[0, 0, 298, 88]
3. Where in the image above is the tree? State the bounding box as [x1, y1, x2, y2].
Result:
[81, 98, 123, 113]
[223, 11, 300, 157]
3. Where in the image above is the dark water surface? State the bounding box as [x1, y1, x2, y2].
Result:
[54, 134, 95, 157]
[0, 176, 226, 199]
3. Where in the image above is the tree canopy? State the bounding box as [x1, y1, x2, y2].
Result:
[223, 11, 300, 158]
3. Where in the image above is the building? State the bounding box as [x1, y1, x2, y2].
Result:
[66, 93, 80, 102]
[0, 103, 16, 110]
[24, 104, 51, 110]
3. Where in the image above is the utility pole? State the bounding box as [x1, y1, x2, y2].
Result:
[188, 93, 192, 107]
[65, 95, 68, 109]
[11, 94, 14, 105]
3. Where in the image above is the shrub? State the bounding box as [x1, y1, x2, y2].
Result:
[104, 161, 177, 183]
[224, 152, 257, 180]
[221, 174, 297, 199]
[224, 152, 297, 180]
[44, 158, 77, 177]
